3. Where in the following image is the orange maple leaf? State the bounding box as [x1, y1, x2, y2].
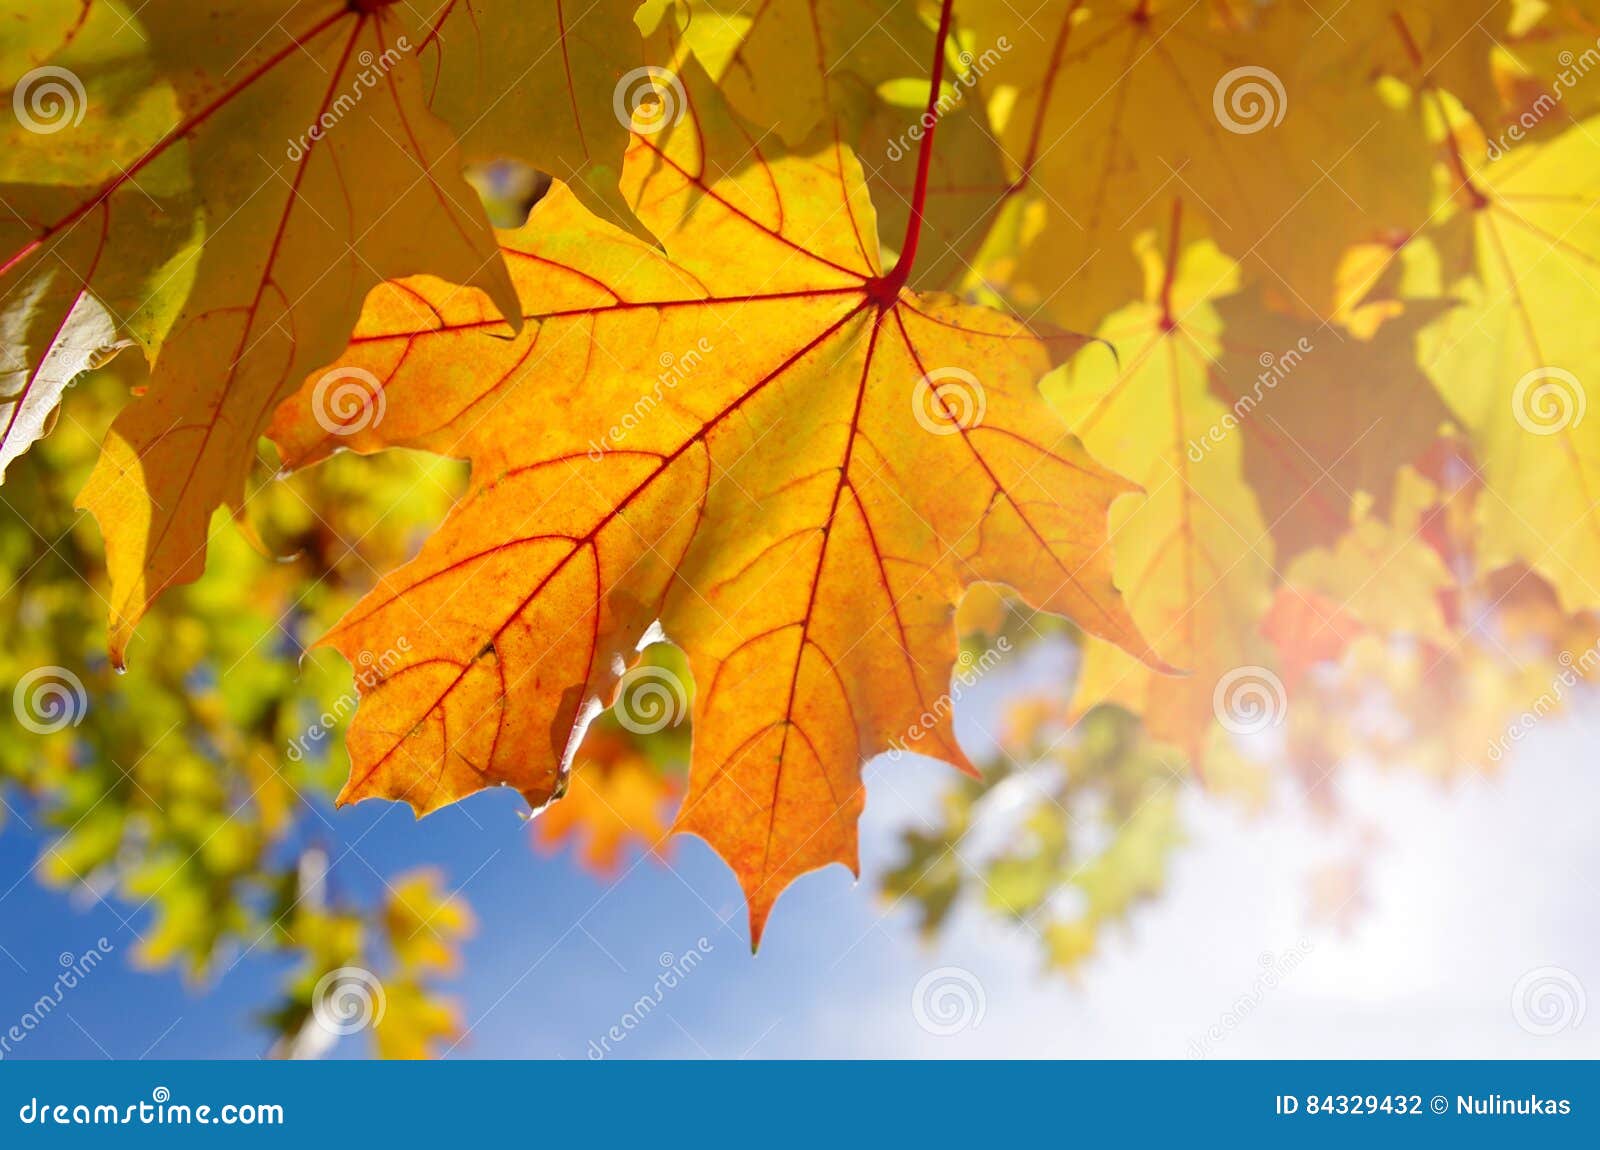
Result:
[271, 27, 1164, 940]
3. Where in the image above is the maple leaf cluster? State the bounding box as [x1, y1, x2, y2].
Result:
[6, 0, 1600, 946]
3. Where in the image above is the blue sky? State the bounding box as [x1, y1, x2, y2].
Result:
[1, 643, 1596, 1060]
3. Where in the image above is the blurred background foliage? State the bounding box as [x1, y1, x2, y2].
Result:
[0, 357, 475, 1055]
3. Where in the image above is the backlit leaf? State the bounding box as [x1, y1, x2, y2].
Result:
[270, 58, 1161, 940]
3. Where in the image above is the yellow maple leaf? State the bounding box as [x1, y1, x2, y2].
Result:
[1348, 1, 1511, 128]
[1498, 0, 1600, 146]
[1, 1, 193, 481]
[962, 0, 1433, 331]
[672, 0, 1008, 289]
[1413, 110, 1600, 611]
[8, 0, 645, 663]
[1049, 212, 1274, 763]
[384, 868, 476, 977]
[373, 978, 465, 1060]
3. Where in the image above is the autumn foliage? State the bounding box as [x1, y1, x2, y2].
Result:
[5, 0, 1600, 977]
